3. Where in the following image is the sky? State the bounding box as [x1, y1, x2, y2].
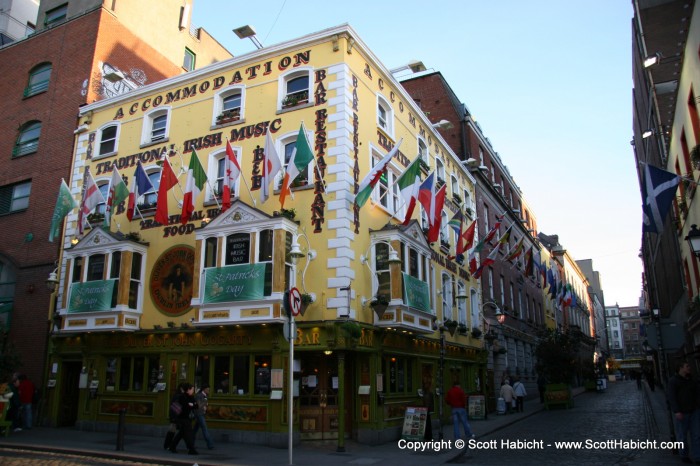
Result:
[193, 1, 640, 307]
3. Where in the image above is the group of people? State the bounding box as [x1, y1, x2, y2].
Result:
[163, 382, 214, 455]
[499, 377, 527, 414]
[6, 373, 35, 432]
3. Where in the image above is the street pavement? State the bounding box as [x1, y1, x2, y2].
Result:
[0, 380, 689, 466]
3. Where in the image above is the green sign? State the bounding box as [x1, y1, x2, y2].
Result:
[68, 279, 116, 313]
[402, 273, 431, 313]
[203, 263, 267, 304]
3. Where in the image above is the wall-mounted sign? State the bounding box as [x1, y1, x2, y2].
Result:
[402, 273, 430, 313]
[203, 263, 267, 304]
[68, 279, 117, 313]
[150, 246, 195, 316]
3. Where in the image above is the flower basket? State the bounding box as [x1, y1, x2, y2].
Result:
[444, 319, 458, 337]
[457, 323, 468, 334]
[370, 294, 390, 318]
[471, 327, 482, 338]
[300, 293, 314, 316]
[341, 320, 362, 339]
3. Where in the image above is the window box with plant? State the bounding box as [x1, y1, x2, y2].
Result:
[282, 90, 309, 109]
[471, 327, 482, 338]
[216, 108, 241, 125]
[452, 193, 462, 205]
[457, 323, 468, 334]
[278, 207, 296, 220]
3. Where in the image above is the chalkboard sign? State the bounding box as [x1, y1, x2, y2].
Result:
[468, 395, 486, 420]
[401, 406, 428, 440]
[227, 233, 250, 265]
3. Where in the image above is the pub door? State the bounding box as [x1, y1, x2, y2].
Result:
[298, 352, 352, 440]
[57, 361, 82, 427]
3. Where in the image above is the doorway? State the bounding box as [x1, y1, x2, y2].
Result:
[57, 361, 82, 427]
[298, 352, 352, 440]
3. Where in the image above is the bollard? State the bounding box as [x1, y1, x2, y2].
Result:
[116, 408, 126, 451]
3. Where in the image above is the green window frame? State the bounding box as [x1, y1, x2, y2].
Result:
[183, 48, 196, 71]
[13, 121, 41, 157]
[24, 63, 51, 97]
[0, 181, 31, 215]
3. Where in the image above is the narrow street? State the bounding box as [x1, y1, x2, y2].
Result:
[453, 380, 661, 465]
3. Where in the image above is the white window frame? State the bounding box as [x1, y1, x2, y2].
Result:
[451, 175, 459, 200]
[436, 158, 445, 185]
[441, 273, 452, 321]
[139, 168, 161, 212]
[370, 146, 401, 217]
[207, 146, 242, 202]
[213, 85, 246, 126]
[470, 288, 479, 329]
[141, 107, 171, 146]
[278, 129, 311, 189]
[278, 68, 312, 110]
[376, 94, 394, 138]
[418, 136, 429, 167]
[457, 281, 467, 325]
[97, 123, 120, 158]
[183, 47, 196, 72]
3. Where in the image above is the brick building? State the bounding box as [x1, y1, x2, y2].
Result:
[0, 0, 230, 399]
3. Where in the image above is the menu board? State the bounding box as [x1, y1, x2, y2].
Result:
[401, 406, 428, 440]
[468, 395, 486, 420]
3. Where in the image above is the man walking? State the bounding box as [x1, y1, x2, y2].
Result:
[667, 361, 700, 463]
[445, 381, 475, 441]
[193, 383, 214, 450]
[18, 374, 35, 430]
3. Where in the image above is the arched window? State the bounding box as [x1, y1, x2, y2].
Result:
[98, 124, 119, 156]
[24, 63, 51, 97]
[13, 121, 41, 157]
[141, 108, 171, 146]
[279, 69, 311, 110]
[377, 94, 394, 137]
[213, 85, 245, 126]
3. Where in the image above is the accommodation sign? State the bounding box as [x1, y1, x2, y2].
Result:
[402, 273, 430, 313]
[68, 279, 116, 313]
[203, 263, 267, 304]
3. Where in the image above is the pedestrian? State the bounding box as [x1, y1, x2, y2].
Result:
[163, 384, 184, 451]
[500, 379, 515, 414]
[513, 377, 527, 413]
[17, 374, 34, 430]
[445, 381, 475, 440]
[666, 361, 700, 464]
[646, 368, 656, 391]
[193, 383, 214, 450]
[8, 376, 21, 432]
[537, 372, 547, 403]
[168, 382, 199, 455]
[422, 380, 434, 441]
[635, 371, 642, 390]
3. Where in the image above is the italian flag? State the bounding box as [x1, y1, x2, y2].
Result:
[396, 156, 421, 224]
[355, 138, 403, 209]
[181, 149, 207, 224]
[280, 124, 314, 208]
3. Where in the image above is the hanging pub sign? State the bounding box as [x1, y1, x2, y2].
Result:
[203, 263, 268, 304]
[402, 273, 430, 313]
[68, 279, 117, 313]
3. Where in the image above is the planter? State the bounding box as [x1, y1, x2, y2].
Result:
[445, 321, 458, 337]
[471, 328, 482, 339]
[341, 320, 362, 339]
[370, 302, 389, 318]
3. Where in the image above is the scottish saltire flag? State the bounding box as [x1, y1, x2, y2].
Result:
[642, 164, 680, 233]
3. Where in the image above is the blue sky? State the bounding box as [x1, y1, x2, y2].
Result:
[193, 1, 639, 307]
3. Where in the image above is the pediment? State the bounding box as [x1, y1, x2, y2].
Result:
[70, 227, 124, 253]
[198, 200, 295, 238]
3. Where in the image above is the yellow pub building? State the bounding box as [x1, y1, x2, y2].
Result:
[45, 24, 486, 445]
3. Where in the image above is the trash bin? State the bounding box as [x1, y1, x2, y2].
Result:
[496, 397, 506, 415]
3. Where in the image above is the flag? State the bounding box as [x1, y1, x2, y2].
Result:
[418, 172, 446, 243]
[564, 284, 572, 307]
[154, 157, 178, 225]
[396, 157, 421, 224]
[448, 210, 463, 236]
[504, 236, 525, 262]
[468, 248, 478, 276]
[496, 225, 512, 250]
[280, 124, 315, 208]
[483, 213, 503, 243]
[355, 138, 404, 209]
[181, 150, 208, 224]
[49, 179, 77, 242]
[641, 164, 681, 233]
[78, 168, 105, 234]
[104, 166, 129, 228]
[473, 247, 499, 279]
[261, 131, 281, 204]
[524, 247, 534, 278]
[127, 162, 154, 221]
[460, 219, 477, 254]
[221, 140, 242, 213]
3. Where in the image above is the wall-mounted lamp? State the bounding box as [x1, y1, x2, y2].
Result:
[643, 52, 661, 68]
[290, 230, 317, 295]
[642, 129, 654, 139]
[685, 224, 700, 257]
[233, 24, 263, 49]
[432, 120, 454, 130]
[46, 268, 59, 292]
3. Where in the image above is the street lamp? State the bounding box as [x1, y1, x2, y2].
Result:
[289, 230, 317, 295]
[46, 267, 59, 292]
[685, 224, 700, 257]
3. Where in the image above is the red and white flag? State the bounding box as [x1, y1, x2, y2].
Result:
[78, 167, 105, 234]
[261, 131, 281, 204]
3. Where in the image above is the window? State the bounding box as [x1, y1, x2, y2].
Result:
[418, 137, 429, 166]
[451, 176, 459, 201]
[441, 273, 452, 321]
[24, 63, 51, 97]
[280, 69, 311, 109]
[439, 211, 449, 245]
[13, 121, 41, 157]
[141, 108, 171, 146]
[208, 146, 241, 200]
[457, 282, 467, 324]
[44, 4, 67, 27]
[382, 355, 413, 394]
[95, 182, 109, 215]
[116, 356, 159, 392]
[436, 159, 445, 185]
[0, 181, 31, 214]
[283, 137, 309, 187]
[377, 94, 394, 136]
[183, 48, 196, 71]
[214, 86, 245, 125]
[98, 124, 119, 156]
[205, 354, 268, 395]
[375, 243, 391, 299]
[372, 150, 400, 215]
[139, 170, 161, 211]
[223, 230, 273, 295]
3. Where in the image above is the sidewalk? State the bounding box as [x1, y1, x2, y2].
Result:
[0, 394, 557, 466]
